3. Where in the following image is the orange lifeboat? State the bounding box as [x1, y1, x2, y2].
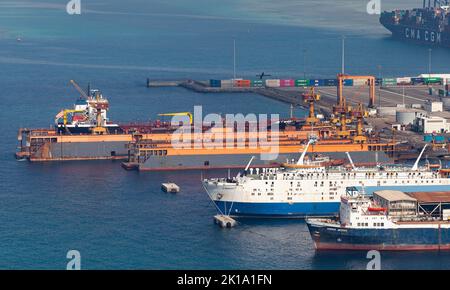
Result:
[368, 207, 386, 212]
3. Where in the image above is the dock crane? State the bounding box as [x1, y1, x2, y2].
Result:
[302, 87, 321, 125]
[70, 80, 108, 135]
[70, 79, 89, 99]
[337, 74, 376, 108]
[351, 103, 368, 143]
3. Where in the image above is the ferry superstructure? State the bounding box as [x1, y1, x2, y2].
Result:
[202, 143, 450, 217]
[307, 190, 450, 251]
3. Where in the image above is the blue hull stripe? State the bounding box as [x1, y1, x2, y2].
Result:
[214, 201, 340, 217]
[214, 185, 450, 217]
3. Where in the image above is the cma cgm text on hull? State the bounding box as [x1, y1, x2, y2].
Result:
[380, 3, 450, 47]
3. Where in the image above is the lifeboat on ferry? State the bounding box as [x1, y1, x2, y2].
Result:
[368, 207, 386, 212]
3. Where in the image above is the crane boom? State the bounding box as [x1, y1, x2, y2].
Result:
[158, 112, 193, 125]
[70, 80, 89, 99]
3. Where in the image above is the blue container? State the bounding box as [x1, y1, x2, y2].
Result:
[309, 79, 325, 86]
[343, 79, 353, 86]
[411, 77, 424, 85]
[323, 79, 337, 86]
[434, 135, 445, 142]
[423, 135, 433, 142]
[209, 79, 221, 87]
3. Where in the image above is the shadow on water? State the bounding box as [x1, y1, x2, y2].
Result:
[311, 250, 450, 270]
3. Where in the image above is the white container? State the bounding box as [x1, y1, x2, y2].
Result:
[396, 77, 412, 85]
[353, 79, 367, 86]
[377, 107, 397, 116]
[265, 79, 280, 87]
[443, 209, 450, 221]
[220, 79, 234, 87]
[441, 97, 450, 110]
[424, 101, 443, 112]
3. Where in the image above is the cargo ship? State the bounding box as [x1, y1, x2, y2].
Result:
[202, 143, 450, 217]
[123, 86, 401, 171]
[16, 81, 400, 170]
[380, 1, 450, 47]
[307, 189, 450, 251]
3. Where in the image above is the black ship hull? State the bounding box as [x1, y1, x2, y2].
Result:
[380, 20, 450, 48]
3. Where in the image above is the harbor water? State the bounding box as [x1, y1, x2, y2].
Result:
[1, 0, 450, 269]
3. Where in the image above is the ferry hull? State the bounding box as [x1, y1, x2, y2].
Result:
[214, 201, 340, 217]
[138, 151, 387, 171]
[307, 222, 450, 251]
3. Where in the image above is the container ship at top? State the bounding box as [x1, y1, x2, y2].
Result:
[16, 78, 399, 171]
[380, 1, 450, 47]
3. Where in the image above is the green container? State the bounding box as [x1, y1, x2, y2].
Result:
[424, 77, 442, 84]
[295, 79, 309, 87]
[382, 78, 396, 86]
[251, 80, 264, 87]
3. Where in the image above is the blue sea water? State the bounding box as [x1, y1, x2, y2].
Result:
[1, 0, 450, 269]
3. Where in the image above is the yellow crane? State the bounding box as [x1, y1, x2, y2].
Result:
[351, 103, 368, 143]
[62, 109, 86, 125]
[302, 87, 320, 124]
[158, 112, 193, 125]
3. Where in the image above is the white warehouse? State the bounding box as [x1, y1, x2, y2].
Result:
[415, 115, 450, 134]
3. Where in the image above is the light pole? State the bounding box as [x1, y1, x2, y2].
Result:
[233, 39, 236, 81]
[377, 65, 382, 109]
[303, 48, 307, 79]
[341, 35, 345, 75]
[428, 48, 432, 76]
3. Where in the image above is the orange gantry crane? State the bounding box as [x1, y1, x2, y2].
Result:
[336, 74, 376, 108]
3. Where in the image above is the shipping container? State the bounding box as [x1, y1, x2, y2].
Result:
[396, 77, 412, 85]
[382, 78, 397, 86]
[234, 79, 251, 87]
[434, 135, 445, 143]
[353, 79, 368, 86]
[295, 79, 309, 87]
[220, 79, 234, 87]
[280, 79, 295, 87]
[411, 77, 425, 85]
[265, 79, 280, 88]
[343, 79, 353, 86]
[309, 79, 325, 87]
[323, 79, 338, 86]
[424, 77, 443, 85]
[423, 135, 433, 142]
[209, 79, 221, 87]
[251, 80, 264, 87]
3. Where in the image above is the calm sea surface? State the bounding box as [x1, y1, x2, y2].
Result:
[0, 0, 449, 269]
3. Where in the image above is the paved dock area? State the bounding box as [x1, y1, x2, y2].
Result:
[147, 79, 444, 114]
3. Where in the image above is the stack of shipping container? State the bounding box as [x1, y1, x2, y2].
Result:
[208, 76, 448, 90]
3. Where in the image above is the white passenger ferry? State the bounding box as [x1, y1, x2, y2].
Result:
[202, 142, 450, 217]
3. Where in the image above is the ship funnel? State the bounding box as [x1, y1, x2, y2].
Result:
[412, 144, 428, 171]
